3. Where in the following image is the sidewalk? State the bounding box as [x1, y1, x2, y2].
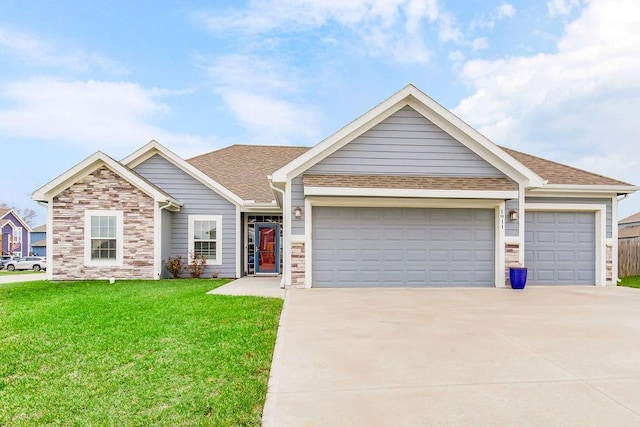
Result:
[0, 272, 47, 284]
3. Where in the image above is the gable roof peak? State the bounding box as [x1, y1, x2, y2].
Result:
[271, 84, 545, 187]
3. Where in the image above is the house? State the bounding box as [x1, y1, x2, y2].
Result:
[31, 85, 638, 287]
[30, 224, 47, 256]
[618, 212, 640, 239]
[0, 208, 31, 257]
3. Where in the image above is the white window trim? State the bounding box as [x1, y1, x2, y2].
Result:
[188, 215, 223, 266]
[13, 226, 23, 257]
[84, 210, 124, 267]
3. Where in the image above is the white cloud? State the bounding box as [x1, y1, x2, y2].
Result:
[197, 0, 462, 65]
[454, 0, 640, 185]
[222, 91, 322, 144]
[0, 27, 125, 74]
[547, 0, 586, 17]
[204, 54, 323, 145]
[471, 37, 488, 50]
[0, 78, 210, 157]
[449, 50, 464, 62]
[496, 3, 516, 19]
[470, 2, 516, 31]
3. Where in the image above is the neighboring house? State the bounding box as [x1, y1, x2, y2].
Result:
[618, 212, 640, 239]
[32, 85, 638, 287]
[0, 208, 31, 257]
[30, 224, 47, 256]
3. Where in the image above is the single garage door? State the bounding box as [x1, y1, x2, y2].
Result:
[312, 207, 494, 287]
[524, 211, 595, 285]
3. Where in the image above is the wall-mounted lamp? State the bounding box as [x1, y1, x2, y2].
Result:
[294, 206, 302, 219]
[509, 210, 518, 221]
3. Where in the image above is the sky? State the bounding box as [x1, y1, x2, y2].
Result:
[1, 0, 639, 226]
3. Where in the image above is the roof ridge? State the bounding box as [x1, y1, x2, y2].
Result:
[187, 144, 312, 161]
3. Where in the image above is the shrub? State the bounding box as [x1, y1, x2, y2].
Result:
[187, 252, 207, 278]
[165, 255, 185, 279]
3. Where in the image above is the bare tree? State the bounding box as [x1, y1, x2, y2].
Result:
[0, 203, 38, 227]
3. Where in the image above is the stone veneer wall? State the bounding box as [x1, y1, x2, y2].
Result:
[290, 241, 306, 288]
[52, 166, 156, 280]
[505, 243, 520, 286]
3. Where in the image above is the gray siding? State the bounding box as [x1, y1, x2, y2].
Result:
[526, 197, 612, 238]
[134, 154, 237, 278]
[505, 199, 519, 237]
[291, 175, 305, 235]
[308, 106, 506, 177]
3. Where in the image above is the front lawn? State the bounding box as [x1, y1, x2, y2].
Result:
[619, 275, 640, 288]
[0, 279, 283, 426]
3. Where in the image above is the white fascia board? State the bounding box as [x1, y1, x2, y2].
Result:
[32, 151, 106, 201]
[306, 196, 503, 209]
[122, 140, 244, 207]
[31, 151, 180, 208]
[271, 86, 418, 183]
[241, 203, 283, 214]
[405, 98, 545, 188]
[530, 184, 640, 195]
[304, 186, 518, 200]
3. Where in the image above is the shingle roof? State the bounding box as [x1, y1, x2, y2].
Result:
[0, 208, 9, 218]
[619, 212, 640, 225]
[187, 145, 311, 203]
[304, 175, 517, 191]
[32, 224, 46, 232]
[184, 144, 632, 203]
[501, 146, 632, 186]
[31, 239, 46, 247]
[619, 225, 640, 239]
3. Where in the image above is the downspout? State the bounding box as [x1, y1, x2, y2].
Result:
[156, 200, 174, 279]
[268, 179, 287, 289]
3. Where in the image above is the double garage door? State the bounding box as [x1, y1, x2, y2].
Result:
[524, 211, 595, 285]
[312, 207, 494, 287]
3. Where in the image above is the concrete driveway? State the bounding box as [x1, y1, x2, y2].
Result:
[263, 286, 640, 426]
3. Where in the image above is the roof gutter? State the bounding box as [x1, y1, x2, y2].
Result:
[267, 177, 287, 289]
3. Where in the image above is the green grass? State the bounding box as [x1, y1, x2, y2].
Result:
[619, 275, 640, 288]
[0, 279, 283, 426]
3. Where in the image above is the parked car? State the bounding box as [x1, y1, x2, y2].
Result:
[0, 255, 20, 270]
[4, 256, 47, 271]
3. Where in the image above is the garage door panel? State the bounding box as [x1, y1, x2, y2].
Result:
[557, 251, 575, 262]
[578, 232, 594, 243]
[525, 211, 595, 285]
[407, 249, 427, 261]
[475, 249, 493, 262]
[557, 231, 575, 243]
[452, 249, 471, 261]
[430, 229, 449, 241]
[313, 207, 494, 287]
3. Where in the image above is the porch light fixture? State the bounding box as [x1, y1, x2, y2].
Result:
[509, 210, 518, 221]
[294, 206, 302, 219]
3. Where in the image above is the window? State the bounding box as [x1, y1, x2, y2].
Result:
[12, 227, 22, 257]
[188, 215, 222, 265]
[84, 210, 123, 266]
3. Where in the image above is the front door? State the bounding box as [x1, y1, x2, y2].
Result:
[255, 223, 279, 274]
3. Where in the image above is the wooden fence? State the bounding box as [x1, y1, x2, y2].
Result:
[619, 237, 640, 277]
